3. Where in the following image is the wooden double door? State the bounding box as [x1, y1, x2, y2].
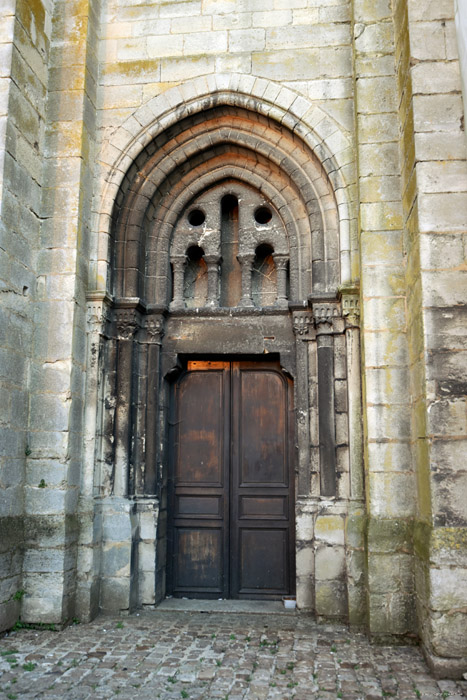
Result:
[168, 359, 295, 599]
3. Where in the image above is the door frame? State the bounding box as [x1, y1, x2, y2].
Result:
[166, 355, 296, 600]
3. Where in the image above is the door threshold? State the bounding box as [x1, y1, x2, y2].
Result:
[157, 598, 297, 615]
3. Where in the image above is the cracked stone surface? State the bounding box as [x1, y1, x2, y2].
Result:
[0, 610, 466, 699]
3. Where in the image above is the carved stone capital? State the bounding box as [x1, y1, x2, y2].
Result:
[293, 312, 314, 337]
[312, 301, 341, 326]
[204, 254, 221, 266]
[170, 255, 187, 272]
[145, 316, 164, 343]
[272, 253, 289, 271]
[87, 301, 110, 332]
[237, 253, 255, 267]
[342, 294, 360, 327]
[115, 309, 139, 340]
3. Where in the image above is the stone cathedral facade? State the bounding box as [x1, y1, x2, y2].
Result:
[1, 0, 467, 679]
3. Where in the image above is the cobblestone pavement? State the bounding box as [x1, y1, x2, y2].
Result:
[0, 610, 466, 700]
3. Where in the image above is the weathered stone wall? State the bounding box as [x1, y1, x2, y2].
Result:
[0, 0, 466, 678]
[97, 0, 354, 144]
[22, 0, 101, 626]
[353, 0, 415, 640]
[410, 0, 467, 677]
[392, 0, 467, 677]
[0, 0, 54, 631]
[455, 0, 467, 144]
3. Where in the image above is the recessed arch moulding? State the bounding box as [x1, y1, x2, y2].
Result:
[80, 76, 363, 622]
[110, 103, 346, 303]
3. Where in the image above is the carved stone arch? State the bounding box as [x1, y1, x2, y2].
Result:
[145, 166, 305, 304]
[110, 113, 343, 304]
[91, 75, 356, 296]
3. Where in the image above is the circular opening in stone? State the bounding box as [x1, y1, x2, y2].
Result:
[188, 209, 205, 226]
[254, 206, 272, 225]
[186, 245, 204, 262]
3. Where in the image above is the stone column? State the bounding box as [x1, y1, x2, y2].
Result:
[313, 302, 341, 499]
[292, 309, 315, 611]
[292, 311, 315, 497]
[342, 289, 363, 501]
[341, 288, 366, 626]
[114, 307, 140, 497]
[205, 255, 220, 308]
[19, 0, 99, 630]
[311, 300, 350, 620]
[143, 313, 165, 495]
[237, 254, 255, 307]
[273, 254, 289, 308]
[83, 297, 111, 495]
[354, 0, 415, 641]
[170, 256, 186, 311]
[75, 294, 111, 620]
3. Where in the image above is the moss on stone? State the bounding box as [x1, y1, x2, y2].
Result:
[0, 516, 25, 553]
[103, 60, 160, 80]
[346, 512, 367, 549]
[17, 0, 46, 37]
[413, 519, 431, 561]
[367, 517, 413, 554]
[431, 527, 467, 554]
[414, 522, 467, 562]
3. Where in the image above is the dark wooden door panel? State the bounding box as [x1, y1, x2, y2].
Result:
[237, 369, 288, 486]
[238, 528, 288, 593]
[168, 359, 294, 600]
[239, 495, 288, 519]
[174, 527, 224, 593]
[176, 495, 223, 518]
[175, 369, 226, 487]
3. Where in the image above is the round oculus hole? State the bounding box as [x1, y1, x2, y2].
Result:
[254, 206, 272, 225]
[188, 209, 205, 226]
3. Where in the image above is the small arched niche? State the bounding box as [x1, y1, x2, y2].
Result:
[184, 245, 207, 308]
[252, 243, 277, 307]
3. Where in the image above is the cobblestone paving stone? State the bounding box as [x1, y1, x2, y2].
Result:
[0, 611, 466, 700]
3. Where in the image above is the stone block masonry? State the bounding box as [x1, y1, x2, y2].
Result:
[0, 0, 53, 635]
[0, 0, 466, 681]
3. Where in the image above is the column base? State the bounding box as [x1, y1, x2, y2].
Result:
[423, 647, 467, 680]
